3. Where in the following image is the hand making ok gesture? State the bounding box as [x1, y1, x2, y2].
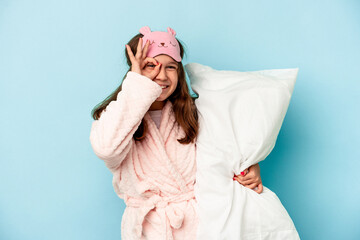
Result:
[125, 37, 162, 79]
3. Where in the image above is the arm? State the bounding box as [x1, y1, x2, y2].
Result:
[89, 71, 162, 172]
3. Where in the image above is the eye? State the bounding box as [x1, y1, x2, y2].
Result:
[146, 64, 156, 68]
[167, 66, 177, 69]
[169, 41, 177, 47]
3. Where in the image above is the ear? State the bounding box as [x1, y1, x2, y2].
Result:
[139, 26, 151, 35]
[167, 27, 176, 36]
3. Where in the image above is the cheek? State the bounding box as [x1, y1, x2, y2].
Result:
[169, 82, 178, 92]
[142, 70, 155, 79]
[171, 77, 179, 88]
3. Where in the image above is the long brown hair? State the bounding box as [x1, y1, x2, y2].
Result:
[91, 33, 199, 144]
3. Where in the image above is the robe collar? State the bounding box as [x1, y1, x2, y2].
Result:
[144, 100, 177, 145]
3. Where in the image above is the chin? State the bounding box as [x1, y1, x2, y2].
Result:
[156, 96, 167, 101]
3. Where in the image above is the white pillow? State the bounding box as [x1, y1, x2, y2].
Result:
[184, 62, 300, 239]
[185, 62, 298, 172]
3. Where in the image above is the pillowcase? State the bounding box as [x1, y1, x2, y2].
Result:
[185, 62, 298, 172]
[184, 62, 300, 239]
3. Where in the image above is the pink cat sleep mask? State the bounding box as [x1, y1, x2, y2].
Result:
[139, 26, 182, 62]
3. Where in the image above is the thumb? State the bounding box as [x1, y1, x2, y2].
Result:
[255, 183, 263, 194]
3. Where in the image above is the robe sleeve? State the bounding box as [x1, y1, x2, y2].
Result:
[89, 71, 162, 171]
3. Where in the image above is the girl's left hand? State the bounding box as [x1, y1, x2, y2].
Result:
[233, 163, 263, 194]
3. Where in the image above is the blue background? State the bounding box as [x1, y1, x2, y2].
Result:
[1, 0, 359, 239]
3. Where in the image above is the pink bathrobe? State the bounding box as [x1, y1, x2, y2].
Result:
[89, 71, 198, 240]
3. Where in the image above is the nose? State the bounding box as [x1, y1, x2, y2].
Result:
[160, 42, 165, 46]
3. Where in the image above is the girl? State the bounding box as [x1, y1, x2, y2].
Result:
[89, 26, 262, 240]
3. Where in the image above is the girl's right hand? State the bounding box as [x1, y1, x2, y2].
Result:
[125, 38, 162, 79]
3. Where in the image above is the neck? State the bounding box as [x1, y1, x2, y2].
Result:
[149, 100, 166, 110]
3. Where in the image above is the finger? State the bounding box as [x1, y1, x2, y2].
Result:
[235, 178, 246, 186]
[147, 62, 162, 80]
[236, 172, 254, 181]
[241, 168, 249, 176]
[235, 169, 247, 177]
[142, 57, 158, 67]
[125, 44, 136, 62]
[235, 176, 254, 185]
[236, 178, 255, 185]
[135, 37, 143, 58]
[255, 183, 263, 194]
[245, 182, 259, 189]
[125, 45, 139, 72]
[142, 39, 150, 59]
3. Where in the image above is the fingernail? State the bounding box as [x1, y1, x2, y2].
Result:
[241, 171, 245, 176]
[233, 177, 236, 181]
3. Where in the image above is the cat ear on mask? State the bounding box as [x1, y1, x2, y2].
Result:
[139, 26, 152, 35]
[167, 27, 176, 36]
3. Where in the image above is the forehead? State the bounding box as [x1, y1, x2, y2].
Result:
[154, 54, 178, 65]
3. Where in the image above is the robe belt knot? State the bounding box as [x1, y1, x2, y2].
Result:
[125, 190, 195, 239]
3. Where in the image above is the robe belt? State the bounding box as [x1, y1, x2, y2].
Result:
[124, 190, 195, 240]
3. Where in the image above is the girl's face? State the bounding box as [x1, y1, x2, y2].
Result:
[143, 54, 179, 102]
